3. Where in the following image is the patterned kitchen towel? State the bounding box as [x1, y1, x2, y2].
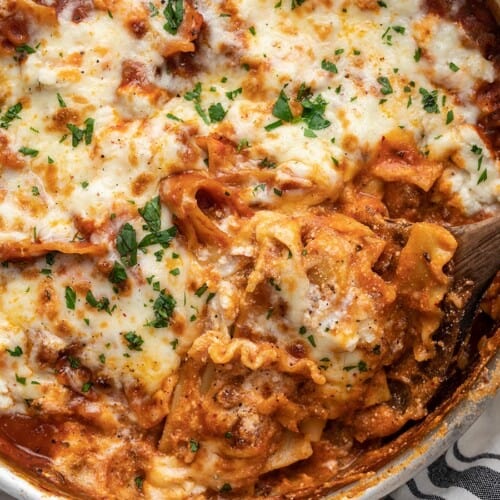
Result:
[387, 393, 500, 500]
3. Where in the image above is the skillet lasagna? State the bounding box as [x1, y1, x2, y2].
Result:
[0, 0, 498, 497]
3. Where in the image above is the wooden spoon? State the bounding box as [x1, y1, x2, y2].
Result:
[449, 215, 500, 330]
[451, 215, 500, 290]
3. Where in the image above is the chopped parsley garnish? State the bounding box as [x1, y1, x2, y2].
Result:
[307, 335, 316, 347]
[163, 0, 184, 35]
[184, 82, 202, 102]
[170, 338, 179, 350]
[149, 2, 159, 16]
[109, 261, 127, 284]
[32, 186, 40, 196]
[208, 103, 226, 122]
[0, 102, 22, 129]
[225, 87, 242, 100]
[291, 0, 306, 8]
[189, 439, 200, 452]
[65, 286, 77, 310]
[299, 326, 307, 335]
[124, 331, 144, 351]
[273, 187, 283, 196]
[258, 157, 277, 169]
[377, 0, 387, 6]
[343, 360, 369, 372]
[148, 290, 176, 328]
[419, 88, 439, 113]
[195, 283, 208, 297]
[57, 92, 67, 108]
[6, 346, 23, 357]
[414, 47, 422, 62]
[166, 112, 183, 122]
[19, 147, 39, 157]
[377, 76, 393, 95]
[81, 381, 93, 393]
[170, 267, 180, 276]
[86, 291, 112, 314]
[446, 110, 454, 124]
[116, 223, 138, 266]
[134, 476, 144, 490]
[237, 138, 250, 151]
[300, 94, 331, 130]
[66, 118, 95, 147]
[99, 353, 106, 364]
[139, 196, 161, 232]
[477, 169, 488, 184]
[471, 144, 482, 155]
[15, 374, 26, 385]
[304, 128, 317, 138]
[448, 62, 460, 72]
[68, 356, 81, 369]
[138, 226, 177, 249]
[253, 183, 266, 194]
[264, 120, 283, 131]
[15, 44, 36, 54]
[272, 88, 294, 122]
[249, 26, 256, 35]
[392, 25, 405, 34]
[321, 59, 338, 73]
[220, 483, 232, 493]
[269, 278, 281, 292]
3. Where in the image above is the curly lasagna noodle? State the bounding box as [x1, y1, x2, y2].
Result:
[0, 0, 498, 497]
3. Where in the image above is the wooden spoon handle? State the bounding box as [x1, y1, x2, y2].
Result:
[450, 216, 500, 288]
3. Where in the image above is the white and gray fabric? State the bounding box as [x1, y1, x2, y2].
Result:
[387, 393, 500, 500]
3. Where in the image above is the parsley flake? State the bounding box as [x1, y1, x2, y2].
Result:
[0, 102, 22, 129]
[419, 88, 439, 113]
[65, 286, 76, 310]
[377, 76, 393, 95]
[109, 261, 127, 284]
[15, 44, 36, 54]
[225, 88, 242, 100]
[124, 331, 144, 351]
[163, 0, 184, 35]
[321, 59, 338, 73]
[117, 223, 138, 267]
[19, 147, 39, 157]
[6, 346, 23, 357]
[148, 290, 176, 328]
[57, 93, 67, 108]
[189, 439, 199, 452]
[208, 103, 226, 123]
[272, 88, 294, 122]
